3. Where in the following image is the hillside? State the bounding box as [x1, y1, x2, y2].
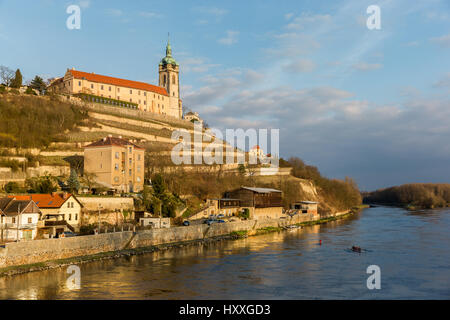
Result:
[0, 92, 362, 215]
[363, 183, 450, 209]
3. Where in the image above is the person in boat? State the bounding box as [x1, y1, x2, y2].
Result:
[352, 246, 362, 253]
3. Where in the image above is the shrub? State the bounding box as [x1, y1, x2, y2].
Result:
[3, 181, 25, 193]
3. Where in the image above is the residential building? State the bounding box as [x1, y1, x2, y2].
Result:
[47, 38, 182, 118]
[291, 201, 319, 214]
[139, 217, 170, 228]
[8, 193, 83, 233]
[84, 135, 145, 193]
[225, 187, 284, 220]
[184, 111, 203, 125]
[0, 198, 41, 242]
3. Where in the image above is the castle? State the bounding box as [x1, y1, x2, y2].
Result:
[48, 38, 182, 118]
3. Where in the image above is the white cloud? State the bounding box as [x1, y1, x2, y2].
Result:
[283, 59, 316, 73]
[286, 13, 332, 30]
[78, 1, 90, 9]
[106, 8, 123, 17]
[430, 34, 450, 48]
[218, 30, 239, 46]
[139, 11, 163, 19]
[352, 62, 383, 71]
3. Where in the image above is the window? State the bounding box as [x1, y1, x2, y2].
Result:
[137, 177, 141, 182]
[115, 163, 119, 170]
[69, 214, 72, 221]
[117, 88, 120, 92]
[137, 165, 141, 172]
[163, 74, 166, 85]
[118, 96, 120, 100]
[109, 86, 111, 91]
[78, 81, 81, 86]
[100, 163, 102, 169]
[130, 89, 132, 94]
[129, 147, 132, 153]
[130, 99, 132, 102]
[114, 177, 119, 182]
[129, 169, 132, 176]
[172, 75, 176, 84]
[28, 217, 32, 224]
[91, 84, 94, 89]
[115, 152, 119, 159]
[75, 214, 78, 221]
[138, 154, 141, 161]
[138, 91, 140, 95]
[101, 85, 104, 90]
[144, 101, 146, 105]
[129, 158, 132, 165]
[144, 92, 146, 96]
[12, 217, 16, 223]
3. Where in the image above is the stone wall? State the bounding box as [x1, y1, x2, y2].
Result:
[0, 231, 133, 268]
[77, 196, 134, 212]
[0, 212, 324, 268]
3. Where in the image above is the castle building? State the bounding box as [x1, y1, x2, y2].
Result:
[48, 39, 182, 118]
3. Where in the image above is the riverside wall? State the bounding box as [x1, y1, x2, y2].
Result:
[0, 211, 350, 269]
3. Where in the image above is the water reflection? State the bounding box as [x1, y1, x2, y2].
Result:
[0, 207, 449, 299]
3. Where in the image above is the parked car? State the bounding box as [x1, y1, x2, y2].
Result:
[183, 220, 190, 226]
[58, 231, 77, 238]
[217, 219, 226, 223]
[207, 219, 217, 226]
[217, 214, 225, 219]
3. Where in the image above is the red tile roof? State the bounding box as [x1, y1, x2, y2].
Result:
[8, 193, 74, 209]
[69, 70, 169, 96]
[84, 136, 145, 150]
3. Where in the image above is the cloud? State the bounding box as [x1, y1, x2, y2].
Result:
[78, 0, 90, 9]
[286, 13, 332, 30]
[283, 59, 316, 73]
[430, 34, 450, 48]
[180, 57, 220, 73]
[106, 8, 123, 17]
[218, 30, 239, 45]
[193, 7, 228, 17]
[352, 62, 383, 71]
[139, 11, 163, 19]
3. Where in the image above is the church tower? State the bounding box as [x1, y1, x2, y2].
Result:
[159, 36, 182, 118]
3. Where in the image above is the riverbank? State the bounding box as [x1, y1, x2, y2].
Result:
[0, 207, 366, 277]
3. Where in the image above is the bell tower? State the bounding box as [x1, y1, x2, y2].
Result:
[159, 35, 182, 118]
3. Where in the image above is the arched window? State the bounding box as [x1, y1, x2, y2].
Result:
[163, 74, 166, 85]
[172, 75, 176, 84]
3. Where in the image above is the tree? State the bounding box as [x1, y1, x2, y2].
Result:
[29, 75, 46, 94]
[81, 171, 98, 190]
[25, 175, 58, 193]
[0, 66, 14, 87]
[3, 181, 24, 193]
[67, 169, 80, 193]
[10, 69, 22, 88]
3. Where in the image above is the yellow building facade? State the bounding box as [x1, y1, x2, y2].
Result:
[84, 136, 145, 193]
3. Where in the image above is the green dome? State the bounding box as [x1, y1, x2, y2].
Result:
[160, 38, 179, 67]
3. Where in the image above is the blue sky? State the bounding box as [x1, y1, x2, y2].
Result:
[0, 0, 449, 190]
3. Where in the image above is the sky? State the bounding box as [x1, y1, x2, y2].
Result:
[0, 0, 449, 190]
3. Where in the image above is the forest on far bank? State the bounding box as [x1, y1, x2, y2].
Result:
[363, 183, 450, 209]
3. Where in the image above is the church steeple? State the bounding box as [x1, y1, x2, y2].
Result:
[160, 33, 178, 67]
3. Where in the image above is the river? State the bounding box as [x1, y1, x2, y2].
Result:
[0, 206, 449, 299]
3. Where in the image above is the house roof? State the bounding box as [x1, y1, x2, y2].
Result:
[295, 201, 319, 204]
[241, 187, 282, 193]
[7, 193, 80, 209]
[0, 198, 40, 216]
[68, 69, 169, 96]
[84, 136, 145, 150]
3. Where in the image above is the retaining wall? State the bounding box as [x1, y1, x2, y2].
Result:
[0, 211, 341, 269]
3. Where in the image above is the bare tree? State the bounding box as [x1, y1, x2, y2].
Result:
[0, 66, 14, 87]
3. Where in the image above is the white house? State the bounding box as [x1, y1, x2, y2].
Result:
[0, 198, 41, 242]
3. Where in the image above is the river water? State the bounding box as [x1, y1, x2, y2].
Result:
[0, 206, 449, 299]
